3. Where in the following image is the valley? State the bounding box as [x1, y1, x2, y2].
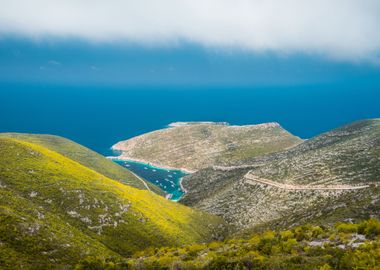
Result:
[1, 119, 380, 269]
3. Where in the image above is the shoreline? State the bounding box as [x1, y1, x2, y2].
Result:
[107, 155, 196, 174]
[108, 155, 193, 201]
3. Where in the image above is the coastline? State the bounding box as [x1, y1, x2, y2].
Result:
[108, 155, 193, 201]
[107, 155, 196, 174]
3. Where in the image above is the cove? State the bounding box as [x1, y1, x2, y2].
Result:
[112, 159, 188, 201]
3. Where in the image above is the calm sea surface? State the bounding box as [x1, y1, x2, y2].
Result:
[113, 159, 187, 201]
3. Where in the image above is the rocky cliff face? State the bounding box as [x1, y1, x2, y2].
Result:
[112, 122, 302, 171]
[181, 119, 380, 231]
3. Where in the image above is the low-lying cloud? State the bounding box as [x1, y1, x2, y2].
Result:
[1, 0, 380, 62]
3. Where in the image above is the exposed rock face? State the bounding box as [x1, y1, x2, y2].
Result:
[181, 119, 380, 231]
[112, 122, 302, 171]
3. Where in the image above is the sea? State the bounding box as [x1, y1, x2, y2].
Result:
[1, 83, 379, 199]
[113, 159, 188, 201]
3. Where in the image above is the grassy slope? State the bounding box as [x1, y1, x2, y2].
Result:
[0, 189, 118, 269]
[0, 133, 165, 196]
[0, 138, 225, 269]
[113, 123, 302, 171]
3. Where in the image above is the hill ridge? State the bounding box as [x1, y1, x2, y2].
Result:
[0, 132, 164, 196]
[112, 121, 302, 171]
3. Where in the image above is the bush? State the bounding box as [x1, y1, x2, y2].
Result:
[75, 257, 123, 270]
[204, 256, 246, 270]
[358, 219, 380, 238]
[335, 222, 358, 233]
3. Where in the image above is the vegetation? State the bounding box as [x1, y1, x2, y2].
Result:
[74, 219, 380, 269]
[0, 133, 164, 196]
[1, 120, 380, 269]
[0, 138, 225, 269]
[112, 122, 302, 171]
[248, 119, 380, 185]
[181, 119, 380, 231]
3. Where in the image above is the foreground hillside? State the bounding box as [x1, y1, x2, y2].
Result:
[0, 138, 225, 269]
[181, 119, 380, 231]
[112, 122, 302, 171]
[0, 133, 164, 196]
[76, 219, 380, 269]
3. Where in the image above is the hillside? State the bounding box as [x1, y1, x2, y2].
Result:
[112, 122, 302, 172]
[0, 138, 225, 269]
[0, 133, 164, 196]
[240, 119, 380, 185]
[76, 219, 380, 269]
[180, 119, 380, 231]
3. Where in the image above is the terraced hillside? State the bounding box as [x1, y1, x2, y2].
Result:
[0, 133, 164, 196]
[112, 122, 302, 171]
[0, 138, 225, 269]
[181, 119, 380, 231]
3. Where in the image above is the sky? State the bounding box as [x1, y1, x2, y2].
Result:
[0, 1, 380, 150]
[1, 0, 380, 85]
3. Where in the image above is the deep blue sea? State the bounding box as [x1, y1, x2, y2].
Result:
[1, 83, 379, 197]
[1, 83, 379, 155]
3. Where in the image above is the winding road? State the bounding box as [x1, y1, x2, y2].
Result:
[244, 171, 372, 191]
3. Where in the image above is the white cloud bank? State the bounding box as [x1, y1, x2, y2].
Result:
[0, 0, 380, 61]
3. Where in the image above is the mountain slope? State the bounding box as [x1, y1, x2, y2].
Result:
[242, 119, 380, 185]
[121, 219, 380, 270]
[180, 119, 380, 231]
[0, 133, 164, 196]
[0, 138, 225, 269]
[112, 122, 302, 171]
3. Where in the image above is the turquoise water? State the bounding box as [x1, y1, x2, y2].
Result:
[113, 159, 188, 201]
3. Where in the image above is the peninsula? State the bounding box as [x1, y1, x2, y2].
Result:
[112, 121, 302, 172]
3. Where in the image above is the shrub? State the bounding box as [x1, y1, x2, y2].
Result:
[335, 222, 358, 233]
[358, 219, 380, 238]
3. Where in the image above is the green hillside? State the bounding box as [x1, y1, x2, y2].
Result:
[77, 219, 380, 269]
[0, 138, 225, 269]
[0, 133, 164, 196]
